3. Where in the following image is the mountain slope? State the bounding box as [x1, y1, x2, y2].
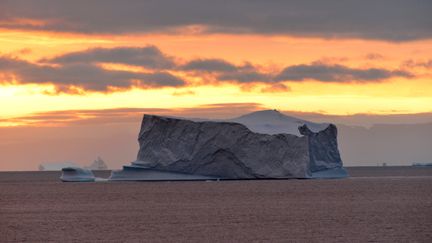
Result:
[229, 109, 329, 136]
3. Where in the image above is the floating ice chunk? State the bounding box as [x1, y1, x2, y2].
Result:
[60, 167, 96, 182]
[94, 177, 109, 182]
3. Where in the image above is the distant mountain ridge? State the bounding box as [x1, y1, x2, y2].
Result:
[228, 109, 329, 136]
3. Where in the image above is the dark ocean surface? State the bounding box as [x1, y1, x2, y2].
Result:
[1, 166, 431, 242]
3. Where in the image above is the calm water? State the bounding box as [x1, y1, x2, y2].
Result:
[1, 167, 431, 242]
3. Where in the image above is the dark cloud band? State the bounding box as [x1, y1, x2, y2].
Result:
[0, 0, 431, 41]
[0, 45, 414, 94]
[275, 62, 413, 82]
[181, 59, 237, 72]
[43, 46, 175, 69]
[0, 56, 185, 92]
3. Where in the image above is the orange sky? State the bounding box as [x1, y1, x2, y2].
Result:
[0, 27, 431, 126]
[0, 1, 431, 170]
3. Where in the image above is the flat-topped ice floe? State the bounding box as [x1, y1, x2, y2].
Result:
[60, 167, 96, 182]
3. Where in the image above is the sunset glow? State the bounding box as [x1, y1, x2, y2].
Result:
[0, 1, 431, 127]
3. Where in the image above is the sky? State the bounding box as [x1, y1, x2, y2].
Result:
[0, 0, 431, 170]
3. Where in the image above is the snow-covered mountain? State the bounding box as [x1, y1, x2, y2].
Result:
[228, 109, 330, 136]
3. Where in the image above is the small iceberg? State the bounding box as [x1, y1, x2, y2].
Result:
[84, 156, 108, 170]
[60, 167, 96, 182]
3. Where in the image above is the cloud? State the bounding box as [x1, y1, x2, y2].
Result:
[365, 53, 385, 60]
[402, 59, 432, 69]
[275, 62, 413, 82]
[180, 59, 272, 83]
[3, 104, 432, 128]
[260, 83, 291, 93]
[44, 46, 175, 69]
[218, 71, 271, 83]
[0, 56, 185, 92]
[0, 45, 416, 93]
[171, 90, 196, 96]
[180, 58, 413, 84]
[0, 0, 431, 41]
[280, 110, 432, 127]
[180, 59, 274, 85]
[181, 59, 237, 72]
[0, 103, 265, 126]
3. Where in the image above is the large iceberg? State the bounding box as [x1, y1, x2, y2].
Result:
[110, 110, 348, 180]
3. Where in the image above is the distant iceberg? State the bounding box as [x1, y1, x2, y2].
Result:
[412, 162, 432, 167]
[84, 157, 108, 170]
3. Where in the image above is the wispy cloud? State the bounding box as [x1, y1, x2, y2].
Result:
[281, 110, 432, 127]
[0, 56, 185, 93]
[2, 104, 432, 128]
[0, 103, 265, 126]
[0, 45, 415, 94]
[180, 59, 237, 72]
[402, 59, 432, 69]
[275, 62, 413, 82]
[43, 46, 176, 69]
[260, 83, 291, 93]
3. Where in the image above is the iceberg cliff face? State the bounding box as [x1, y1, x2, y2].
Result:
[109, 112, 347, 180]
